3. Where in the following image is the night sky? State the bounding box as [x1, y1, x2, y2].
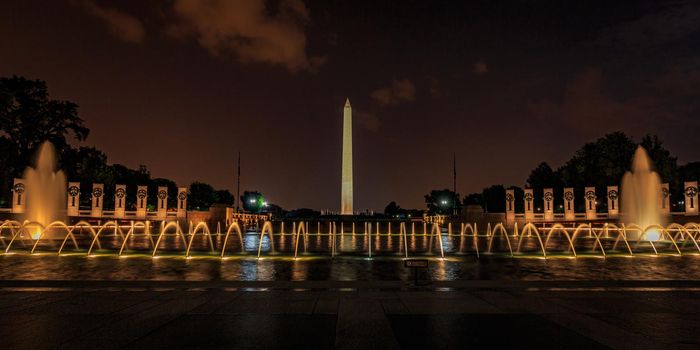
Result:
[2, 0, 700, 211]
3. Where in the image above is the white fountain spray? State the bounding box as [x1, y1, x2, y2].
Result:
[621, 146, 665, 240]
[23, 141, 66, 238]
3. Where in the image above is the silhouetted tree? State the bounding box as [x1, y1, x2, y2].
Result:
[111, 164, 150, 209]
[526, 162, 558, 189]
[640, 134, 678, 180]
[214, 189, 234, 206]
[188, 182, 216, 210]
[526, 162, 561, 212]
[470, 132, 683, 213]
[680, 162, 700, 182]
[0, 138, 12, 207]
[481, 185, 505, 213]
[384, 201, 401, 216]
[463, 193, 483, 206]
[286, 208, 320, 218]
[554, 132, 681, 211]
[0, 76, 248, 210]
[507, 186, 524, 212]
[263, 203, 285, 217]
[0, 76, 89, 203]
[242, 190, 264, 213]
[424, 189, 459, 215]
[675, 161, 700, 211]
[149, 178, 178, 210]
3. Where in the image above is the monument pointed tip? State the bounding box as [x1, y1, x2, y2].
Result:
[344, 98, 351, 107]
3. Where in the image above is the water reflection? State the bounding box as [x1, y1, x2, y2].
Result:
[1, 254, 698, 282]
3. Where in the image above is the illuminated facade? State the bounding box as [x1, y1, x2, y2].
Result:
[341, 98, 353, 215]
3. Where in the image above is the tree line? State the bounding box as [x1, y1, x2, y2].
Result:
[387, 132, 699, 216]
[0, 76, 236, 211]
[465, 132, 700, 214]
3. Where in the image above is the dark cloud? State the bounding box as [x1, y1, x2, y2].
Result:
[528, 68, 653, 135]
[370, 79, 416, 106]
[74, 0, 144, 43]
[169, 0, 324, 73]
[599, 2, 700, 47]
[472, 60, 488, 75]
[354, 110, 380, 132]
[528, 66, 700, 137]
[426, 75, 448, 98]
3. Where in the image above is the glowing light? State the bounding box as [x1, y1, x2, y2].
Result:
[31, 228, 41, 240]
[645, 229, 661, 242]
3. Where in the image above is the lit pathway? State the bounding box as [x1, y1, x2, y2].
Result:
[0, 280, 698, 349]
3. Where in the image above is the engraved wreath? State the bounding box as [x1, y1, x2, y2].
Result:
[564, 191, 573, 201]
[14, 183, 25, 194]
[68, 185, 79, 197]
[585, 190, 596, 201]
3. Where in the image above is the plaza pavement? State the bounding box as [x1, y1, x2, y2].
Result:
[0, 279, 698, 349]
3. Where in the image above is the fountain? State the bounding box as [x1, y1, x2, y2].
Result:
[23, 141, 66, 238]
[621, 146, 666, 240]
[1, 142, 698, 259]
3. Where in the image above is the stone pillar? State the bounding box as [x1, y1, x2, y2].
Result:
[114, 185, 126, 218]
[136, 185, 148, 218]
[607, 186, 619, 218]
[91, 183, 104, 218]
[524, 188, 534, 221]
[564, 187, 575, 221]
[543, 188, 554, 221]
[156, 186, 168, 219]
[660, 183, 670, 214]
[176, 187, 187, 218]
[505, 189, 515, 223]
[67, 182, 80, 216]
[11, 178, 26, 214]
[684, 181, 698, 216]
[584, 187, 596, 220]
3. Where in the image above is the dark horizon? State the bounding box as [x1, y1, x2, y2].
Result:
[3, 0, 700, 211]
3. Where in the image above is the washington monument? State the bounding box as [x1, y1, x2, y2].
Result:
[341, 98, 353, 215]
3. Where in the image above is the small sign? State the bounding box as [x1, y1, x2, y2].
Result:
[404, 259, 429, 268]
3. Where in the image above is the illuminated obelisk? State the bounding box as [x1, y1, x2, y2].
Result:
[341, 98, 353, 215]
